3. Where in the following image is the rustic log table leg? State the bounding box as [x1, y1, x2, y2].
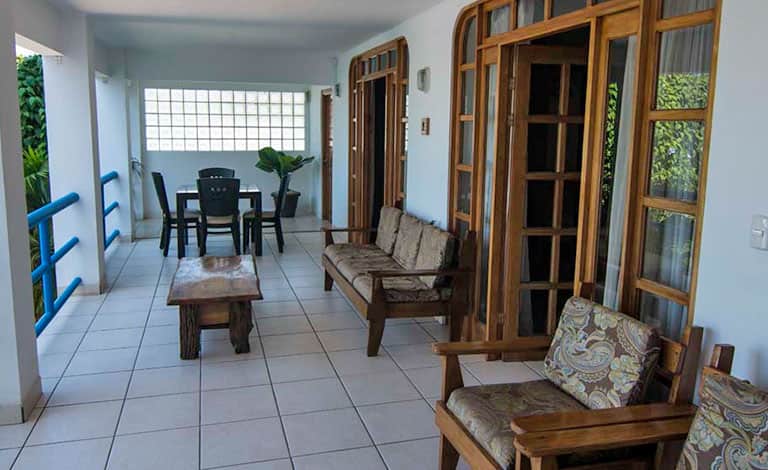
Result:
[229, 301, 253, 354]
[179, 304, 201, 359]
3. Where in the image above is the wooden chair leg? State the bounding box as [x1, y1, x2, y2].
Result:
[367, 318, 385, 357]
[530, 456, 558, 470]
[159, 220, 167, 250]
[448, 305, 464, 342]
[439, 434, 460, 470]
[324, 270, 334, 291]
[275, 219, 284, 253]
[199, 227, 207, 257]
[233, 222, 241, 255]
[242, 220, 250, 253]
[162, 222, 172, 257]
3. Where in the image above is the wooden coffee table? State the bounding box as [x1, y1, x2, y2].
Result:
[167, 256, 263, 359]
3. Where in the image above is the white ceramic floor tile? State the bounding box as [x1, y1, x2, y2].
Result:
[44, 315, 94, 334]
[266, 353, 336, 383]
[357, 400, 439, 444]
[463, 361, 542, 385]
[48, 371, 131, 406]
[404, 366, 479, 399]
[381, 324, 434, 346]
[99, 296, 153, 314]
[259, 288, 298, 302]
[293, 446, 386, 470]
[135, 344, 191, 369]
[89, 311, 149, 331]
[141, 325, 179, 345]
[200, 338, 263, 363]
[13, 438, 112, 470]
[292, 287, 341, 300]
[201, 417, 288, 469]
[0, 409, 39, 449]
[252, 301, 303, 318]
[308, 312, 365, 332]
[526, 360, 547, 378]
[79, 328, 143, 351]
[261, 333, 323, 357]
[65, 348, 138, 376]
[28, 400, 122, 445]
[385, 343, 442, 370]
[209, 460, 292, 470]
[300, 298, 352, 315]
[282, 408, 371, 456]
[118, 392, 199, 434]
[0, 448, 18, 470]
[36, 332, 84, 355]
[147, 308, 179, 326]
[257, 315, 313, 336]
[273, 378, 351, 415]
[202, 385, 277, 425]
[37, 352, 72, 378]
[108, 427, 199, 470]
[341, 370, 421, 406]
[328, 349, 399, 376]
[201, 359, 270, 391]
[316, 329, 369, 352]
[128, 365, 200, 398]
[378, 437, 440, 470]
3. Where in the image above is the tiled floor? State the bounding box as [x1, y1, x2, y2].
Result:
[2, 231, 546, 469]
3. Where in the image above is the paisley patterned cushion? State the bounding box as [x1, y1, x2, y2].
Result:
[414, 225, 457, 287]
[392, 215, 424, 269]
[677, 373, 768, 470]
[375, 206, 403, 255]
[447, 381, 586, 469]
[544, 297, 661, 409]
[353, 274, 451, 303]
[335, 253, 402, 283]
[324, 243, 385, 265]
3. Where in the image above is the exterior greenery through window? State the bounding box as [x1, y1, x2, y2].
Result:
[143, 88, 307, 153]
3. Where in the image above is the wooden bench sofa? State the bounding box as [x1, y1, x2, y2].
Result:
[322, 206, 475, 356]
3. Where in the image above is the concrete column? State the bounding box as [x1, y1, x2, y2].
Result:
[0, 5, 42, 425]
[95, 51, 133, 242]
[43, 11, 105, 294]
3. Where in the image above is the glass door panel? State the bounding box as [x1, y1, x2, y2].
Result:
[478, 64, 498, 322]
[656, 24, 714, 110]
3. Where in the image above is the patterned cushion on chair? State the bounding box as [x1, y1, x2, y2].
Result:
[375, 206, 403, 255]
[414, 225, 457, 287]
[392, 214, 424, 269]
[324, 243, 386, 265]
[447, 381, 587, 469]
[677, 373, 768, 469]
[352, 274, 451, 303]
[335, 253, 402, 283]
[544, 297, 661, 410]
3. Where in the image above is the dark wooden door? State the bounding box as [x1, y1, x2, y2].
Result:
[321, 89, 333, 222]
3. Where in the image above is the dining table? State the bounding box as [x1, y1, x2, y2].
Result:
[175, 183, 263, 258]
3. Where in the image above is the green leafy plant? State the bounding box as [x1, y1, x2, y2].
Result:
[23, 144, 50, 211]
[255, 147, 315, 180]
[17, 55, 47, 153]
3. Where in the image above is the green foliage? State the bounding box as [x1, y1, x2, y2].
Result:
[255, 147, 315, 180]
[601, 82, 619, 208]
[16, 55, 47, 153]
[23, 144, 50, 211]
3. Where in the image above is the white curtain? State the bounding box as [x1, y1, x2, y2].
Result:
[602, 36, 638, 309]
[662, 0, 714, 19]
[517, 0, 540, 27]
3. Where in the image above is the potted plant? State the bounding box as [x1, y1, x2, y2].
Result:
[255, 147, 315, 218]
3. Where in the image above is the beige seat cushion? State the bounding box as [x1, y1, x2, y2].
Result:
[352, 274, 451, 303]
[414, 225, 457, 287]
[447, 381, 586, 469]
[375, 206, 403, 255]
[544, 296, 661, 409]
[169, 209, 200, 220]
[205, 215, 237, 225]
[323, 243, 386, 265]
[392, 214, 424, 269]
[335, 253, 402, 283]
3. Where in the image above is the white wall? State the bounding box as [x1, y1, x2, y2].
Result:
[332, 0, 471, 228]
[136, 81, 326, 219]
[11, 0, 63, 55]
[694, 0, 768, 388]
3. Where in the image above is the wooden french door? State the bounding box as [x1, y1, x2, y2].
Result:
[321, 89, 333, 223]
[501, 45, 588, 354]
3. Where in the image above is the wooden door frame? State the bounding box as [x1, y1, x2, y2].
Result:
[321, 88, 333, 223]
[348, 38, 409, 240]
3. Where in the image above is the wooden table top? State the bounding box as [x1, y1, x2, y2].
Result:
[167, 256, 263, 305]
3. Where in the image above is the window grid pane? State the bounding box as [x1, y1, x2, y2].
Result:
[144, 88, 308, 152]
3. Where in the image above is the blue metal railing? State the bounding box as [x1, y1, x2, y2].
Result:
[28, 192, 83, 336]
[101, 171, 120, 249]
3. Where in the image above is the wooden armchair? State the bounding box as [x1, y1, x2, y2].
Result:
[512, 345, 738, 470]
[433, 285, 704, 470]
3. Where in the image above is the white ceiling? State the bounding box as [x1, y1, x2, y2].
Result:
[48, 0, 444, 50]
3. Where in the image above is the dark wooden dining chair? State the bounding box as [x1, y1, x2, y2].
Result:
[197, 177, 241, 256]
[198, 167, 235, 178]
[243, 176, 288, 253]
[151, 172, 200, 257]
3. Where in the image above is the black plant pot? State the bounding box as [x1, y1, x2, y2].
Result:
[272, 190, 301, 218]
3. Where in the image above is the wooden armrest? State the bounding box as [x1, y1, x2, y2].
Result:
[367, 268, 472, 279]
[432, 339, 549, 356]
[321, 227, 377, 233]
[514, 416, 693, 458]
[510, 404, 697, 434]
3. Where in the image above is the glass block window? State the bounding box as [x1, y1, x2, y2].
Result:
[143, 88, 307, 152]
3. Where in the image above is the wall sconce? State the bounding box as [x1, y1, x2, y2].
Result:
[417, 67, 430, 93]
[334, 83, 341, 97]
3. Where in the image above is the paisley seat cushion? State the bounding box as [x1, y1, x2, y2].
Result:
[447, 381, 586, 469]
[677, 373, 768, 469]
[335, 253, 403, 283]
[544, 296, 661, 410]
[352, 274, 451, 303]
[375, 206, 403, 255]
[324, 243, 386, 265]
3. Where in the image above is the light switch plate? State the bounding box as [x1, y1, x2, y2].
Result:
[751, 214, 768, 250]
